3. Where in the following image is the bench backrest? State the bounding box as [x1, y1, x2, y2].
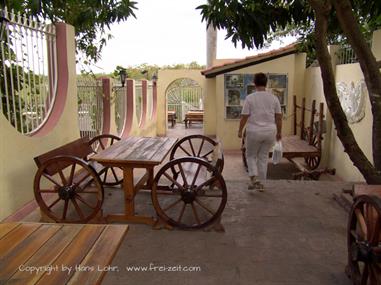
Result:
[34, 137, 93, 176]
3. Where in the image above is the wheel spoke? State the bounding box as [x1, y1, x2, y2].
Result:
[68, 163, 76, 185]
[177, 203, 186, 223]
[355, 208, 368, 239]
[48, 197, 61, 210]
[163, 198, 182, 212]
[361, 264, 369, 285]
[156, 190, 181, 196]
[190, 163, 202, 189]
[42, 173, 62, 188]
[179, 145, 192, 156]
[75, 194, 96, 209]
[103, 168, 109, 184]
[40, 189, 58, 193]
[200, 149, 213, 159]
[62, 200, 69, 220]
[99, 140, 106, 150]
[111, 138, 115, 145]
[74, 171, 93, 188]
[196, 177, 217, 192]
[163, 171, 185, 190]
[197, 138, 205, 157]
[191, 203, 201, 225]
[195, 198, 214, 215]
[177, 162, 189, 188]
[188, 139, 196, 156]
[58, 169, 68, 186]
[198, 193, 223, 198]
[71, 198, 85, 220]
[110, 167, 119, 182]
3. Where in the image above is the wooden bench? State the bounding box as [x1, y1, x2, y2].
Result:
[33, 134, 121, 224]
[168, 110, 176, 128]
[184, 110, 204, 128]
[151, 135, 226, 231]
[0, 222, 128, 284]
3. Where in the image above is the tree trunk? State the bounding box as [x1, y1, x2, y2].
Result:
[332, 0, 381, 172]
[308, 0, 381, 184]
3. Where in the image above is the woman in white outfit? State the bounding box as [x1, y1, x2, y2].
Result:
[238, 73, 282, 190]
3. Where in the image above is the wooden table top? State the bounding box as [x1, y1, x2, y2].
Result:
[90, 136, 178, 166]
[0, 222, 128, 285]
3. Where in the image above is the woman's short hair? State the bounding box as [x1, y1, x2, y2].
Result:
[254, 73, 268, 87]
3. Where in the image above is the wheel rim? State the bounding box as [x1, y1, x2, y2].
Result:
[34, 156, 104, 223]
[152, 157, 227, 229]
[89, 134, 123, 186]
[347, 195, 381, 285]
[169, 135, 224, 173]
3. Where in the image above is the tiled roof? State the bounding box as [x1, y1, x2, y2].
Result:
[201, 43, 298, 78]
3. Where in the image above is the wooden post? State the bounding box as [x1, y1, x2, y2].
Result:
[293, 95, 297, 135]
[309, 100, 316, 145]
[317, 103, 324, 151]
[300, 98, 306, 140]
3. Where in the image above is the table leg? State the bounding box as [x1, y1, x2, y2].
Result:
[106, 167, 156, 226]
[124, 167, 134, 216]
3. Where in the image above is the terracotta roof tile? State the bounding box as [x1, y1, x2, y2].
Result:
[202, 43, 298, 77]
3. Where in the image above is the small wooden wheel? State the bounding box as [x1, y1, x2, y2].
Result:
[89, 134, 123, 186]
[304, 155, 321, 170]
[347, 195, 381, 285]
[152, 157, 227, 230]
[170, 135, 224, 173]
[34, 156, 104, 223]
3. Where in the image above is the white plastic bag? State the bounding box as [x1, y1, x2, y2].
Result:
[272, 140, 283, 165]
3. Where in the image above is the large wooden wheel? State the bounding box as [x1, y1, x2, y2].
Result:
[89, 134, 123, 186]
[152, 157, 227, 230]
[304, 155, 321, 170]
[347, 195, 381, 285]
[170, 134, 224, 173]
[34, 156, 104, 223]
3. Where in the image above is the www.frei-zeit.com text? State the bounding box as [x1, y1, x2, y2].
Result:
[18, 263, 202, 275]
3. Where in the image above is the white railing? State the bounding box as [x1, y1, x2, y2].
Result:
[77, 77, 103, 139]
[337, 40, 372, 65]
[0, 8, 57, 134]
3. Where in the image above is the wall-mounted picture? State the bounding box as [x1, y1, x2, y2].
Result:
[227, 89, 241, 105]
[246, 84, 256, 95]
[268, 74, 287, 88]
[226, 106, 242, 119]
[271, 88, 286, 105]
[225, 74, 244, 88]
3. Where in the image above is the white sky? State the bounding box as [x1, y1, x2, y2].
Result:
[83, 0, 294, 73]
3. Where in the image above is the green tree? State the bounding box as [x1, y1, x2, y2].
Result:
[198, 0, 381, 184]
[5, 0, 137, 64]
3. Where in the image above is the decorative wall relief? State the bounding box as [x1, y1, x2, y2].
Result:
[336, 80, 367, 124]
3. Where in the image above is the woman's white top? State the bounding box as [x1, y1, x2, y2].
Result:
[241, 91, 281, 132]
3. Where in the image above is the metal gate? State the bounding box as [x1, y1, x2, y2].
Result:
[167, 78, 203, 123]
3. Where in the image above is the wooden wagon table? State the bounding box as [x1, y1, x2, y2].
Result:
[90, 136, 178, 225]
[0, 222, 128, 285]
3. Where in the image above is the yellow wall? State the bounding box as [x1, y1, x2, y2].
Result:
[304, 29, 381, 182]
[156, 69, 206, 136]
[0, 25, 79, 220]
[213, 53, 306, 149]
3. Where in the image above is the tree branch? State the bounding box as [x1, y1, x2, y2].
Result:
[308, 0, 381, 184]
[332, 0, 381, 172]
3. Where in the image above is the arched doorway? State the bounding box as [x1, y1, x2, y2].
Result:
[166, 78, 203, 127]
